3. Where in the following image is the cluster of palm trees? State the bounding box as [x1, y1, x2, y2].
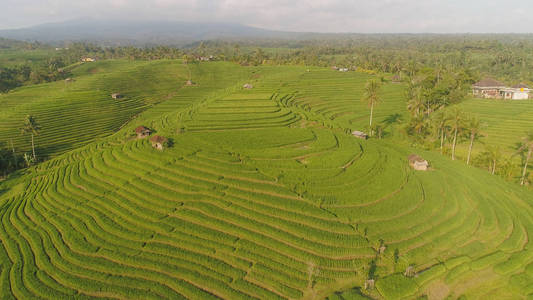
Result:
[411, 106, 533, 185]
[0, 115, 40, 177]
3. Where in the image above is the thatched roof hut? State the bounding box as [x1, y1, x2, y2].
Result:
[150, 135, 168, 150]
[404, 266, 416, 277]
[392, 74, 401, 83]
[352, 131, 368, 140]
[408, 154, 429, 171]
[135, 126, 152, 139]
[364, 279, 375, 290]
[111, 93, 123, 100]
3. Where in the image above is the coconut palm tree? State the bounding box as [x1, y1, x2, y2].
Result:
[466, 117, 483, 165]
[20, 115, 40, 161]
[480, 146, 501, 175]
[407, 87, 425, 117]
[361, 79, 382, 136]
[449, 107, 465, 161]
[517, 131, 533, 185]
[433, 111, 450, 154]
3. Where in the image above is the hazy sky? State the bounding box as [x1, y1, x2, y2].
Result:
[1, 0, 532, 33]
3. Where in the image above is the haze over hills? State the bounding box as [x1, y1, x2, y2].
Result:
[0, 19, 322, 46]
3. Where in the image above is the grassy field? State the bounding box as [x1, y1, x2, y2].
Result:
[0, 61, 532, 299]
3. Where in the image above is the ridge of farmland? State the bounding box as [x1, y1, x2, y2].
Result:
[0, 62, 532, 299]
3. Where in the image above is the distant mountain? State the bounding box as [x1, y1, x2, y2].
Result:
[0, 19, 314, 46]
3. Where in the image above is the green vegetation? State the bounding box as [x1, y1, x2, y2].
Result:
[0, 53, 533, 300]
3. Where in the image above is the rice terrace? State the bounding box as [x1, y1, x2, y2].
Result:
[1, 3, 533, 300]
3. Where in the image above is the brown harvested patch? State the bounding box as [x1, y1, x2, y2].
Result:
[425, 280, 450, 300]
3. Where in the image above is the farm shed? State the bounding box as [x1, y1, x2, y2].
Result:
[472, 78, 506, 99]
[111, 93, 123, 100]
[135, 126, 152, 139]
[81, 57, 96, 62]
[352, 131, 368, 140]
[364, 279, 375, 290]
[404, 266, 416, 277]
[392, 74, 401, 83]
[150, 135, 168, 150]
[243, 83, 253, 89]
[408, 154, 429, 171]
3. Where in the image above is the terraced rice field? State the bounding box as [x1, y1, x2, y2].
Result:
[455, 97, 533, 156]
[0, 60, 251, 159]
[0, 62, 532, 299]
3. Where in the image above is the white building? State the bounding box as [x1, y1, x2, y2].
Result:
[473, 79, 531, 100]
[500, 84, 531, 100]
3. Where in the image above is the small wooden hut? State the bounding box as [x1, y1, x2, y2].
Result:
[392, 74, 401, 83]
[408, 154, 429, 171]
[352, 131, 368, 140]
[404, 266, 416, 277]
[364, 279, 375, 290]
[135, 126, 152, 139]
[150, 135, 168, 150]
[111, 93, 123, 100]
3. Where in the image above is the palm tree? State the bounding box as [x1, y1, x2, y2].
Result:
[20, 115, 40, 161]
[517, 131, 533, 185]
[480, 146, 501, 175]
[361, 79, 382, 136]
[407, 87, 425, 117]
[433, 111, 450, 154]
[449, 107, 465, 161]
[466, 117, 483, 165]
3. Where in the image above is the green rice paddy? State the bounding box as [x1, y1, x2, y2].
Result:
[0, 60, 532, 299]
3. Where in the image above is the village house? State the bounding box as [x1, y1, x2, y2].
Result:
[135, 126, 152, 139]
[472, 78, 531, 100]
[352, 131, 368, 140]
[150, 135, 168, 150]
[500, 84, 531, 100]
[408, 154, 429, 171]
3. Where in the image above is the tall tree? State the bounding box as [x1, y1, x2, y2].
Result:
[20, 115, 40, 161]
[407, 87, 425, 117]
[449, 108, 465, 161]
[517, 131, 533, 186]
[361, 79, 382, 136]
[466, 117, 483, 165]
[433, 111, 450, 154]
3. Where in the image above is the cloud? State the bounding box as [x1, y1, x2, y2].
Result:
[0, 0, 532, 33]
